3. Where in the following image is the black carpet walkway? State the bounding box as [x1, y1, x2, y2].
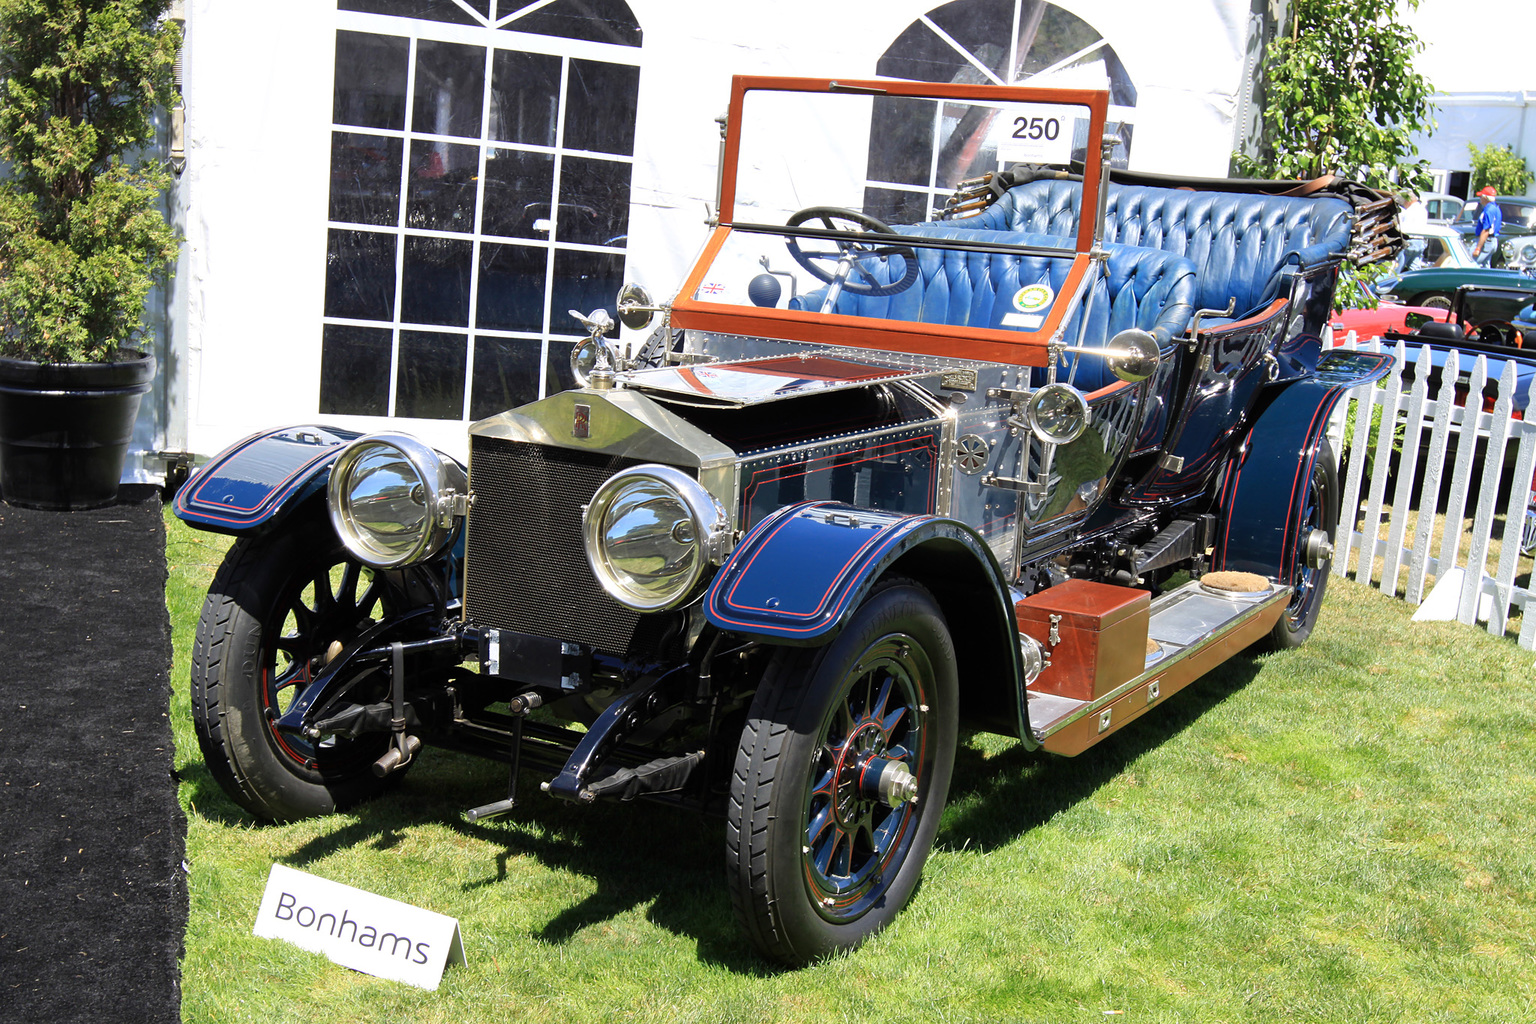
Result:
[0, 486, 185, 1024]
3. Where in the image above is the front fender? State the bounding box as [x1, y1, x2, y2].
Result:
[705, 501, 1033, 742]
[1215, 348, 1393, 579]
[173, 425, 363, 533]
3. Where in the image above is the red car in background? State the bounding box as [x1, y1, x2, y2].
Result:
[1327, 301, 1447, 344]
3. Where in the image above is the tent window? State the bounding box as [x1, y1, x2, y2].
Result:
[863, 0, 1137, 223]
[321, 2, 640, 421]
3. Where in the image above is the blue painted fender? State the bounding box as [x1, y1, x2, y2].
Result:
[704, 500, 1034, 741]
[173, 425, 364, 533]
[1215, 348, 1393, 580]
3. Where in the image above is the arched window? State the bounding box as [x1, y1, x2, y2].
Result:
[865, 0, 1136, 223]
[320, 0, 641, 421]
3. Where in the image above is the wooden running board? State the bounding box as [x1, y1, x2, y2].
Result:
[1027, 579, 1289, 756]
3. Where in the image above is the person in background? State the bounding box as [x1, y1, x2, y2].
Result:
[1472, 185, 1503, 266]
[1399, 192, 1428, 230]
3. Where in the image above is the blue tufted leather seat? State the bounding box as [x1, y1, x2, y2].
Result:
[951, 180, 1354, 321]
[791, 226, 1196, 390]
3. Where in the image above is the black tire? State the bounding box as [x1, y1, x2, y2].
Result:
[191, 528, 404, 821]
[1265, 439, 1339, 649]
[726, 580, 958, 965]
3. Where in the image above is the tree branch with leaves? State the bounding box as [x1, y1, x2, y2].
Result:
[1236, 0, 1435, 191]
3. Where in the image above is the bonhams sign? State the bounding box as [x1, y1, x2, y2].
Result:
[254, 864, 466, 990]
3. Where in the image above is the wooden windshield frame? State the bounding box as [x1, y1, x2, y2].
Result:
[668, 75, 1110, 369]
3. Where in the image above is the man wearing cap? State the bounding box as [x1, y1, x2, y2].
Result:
[1472, 186, 1503, 265]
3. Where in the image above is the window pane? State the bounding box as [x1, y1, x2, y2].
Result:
[489, 50, 561, 147]
[543, 339, 578, 396]
[401, 235, 473, 326]
[476, 242, 547, 331]
[556, 156, 629, 245]
[470, 335, 543, 418]
[325, 229, 397, 321]
[865, 97, 934, 188]
[481, 147, 555, 238]
[500, 0, 641, 47]
[564, 59, 639, 155]
[862, 186, 935, 226]
[412, 40, 487, 139]
[340, 0, 483, 26]
[407, 140, 479, 232]
[395, 330, 467, 419]
[334, 31, 409, 130]
[551, 248, 625, 329]
[330, 132, 403, 226]
[927, 0, 1015, 76]
[320, 324, 392, 415]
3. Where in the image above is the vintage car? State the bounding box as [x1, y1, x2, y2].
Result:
[1370, 285, 1536, 414]
[1377, 261, 1534, 310]
[173, 77, 1396, 964]
[1452, 194, 1536, 267]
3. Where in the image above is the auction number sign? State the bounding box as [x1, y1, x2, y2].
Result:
[997, 103, 1081, 165]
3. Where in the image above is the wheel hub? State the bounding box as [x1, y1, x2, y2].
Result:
[831, 723, 885, 826]
[1304, 528, 1334, 569]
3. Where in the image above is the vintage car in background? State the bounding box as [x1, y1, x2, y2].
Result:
[1504, 236, 1536, 273]
[173, 77, 1396, 964]
[1370, 284, 1536, 414]
[1377, 259, 1533, 310]
[1452, 194, 1536, 267]
[1417, 191, 1462, 226]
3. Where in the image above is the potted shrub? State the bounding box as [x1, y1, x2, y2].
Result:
[0, 0, 178, 509]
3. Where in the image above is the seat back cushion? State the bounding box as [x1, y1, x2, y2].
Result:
[790, 226, 1196, 390]
[956, 180, 1354, 317]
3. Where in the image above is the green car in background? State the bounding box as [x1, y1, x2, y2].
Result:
[1376, 224, 1535, 308]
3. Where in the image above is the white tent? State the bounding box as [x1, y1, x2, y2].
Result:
[137, 0, 1256, 474]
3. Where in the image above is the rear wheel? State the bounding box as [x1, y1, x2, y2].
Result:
[191, 528, 406, 821]
[726, 580, 958, 965]
[1266, 439, 1339, 649]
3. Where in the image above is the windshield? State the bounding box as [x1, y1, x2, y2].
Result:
[670, 78, 1111, 365]
[1396, 229, 1477, 272]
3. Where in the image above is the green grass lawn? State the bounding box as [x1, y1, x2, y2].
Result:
[166, 509, 1536, 1023]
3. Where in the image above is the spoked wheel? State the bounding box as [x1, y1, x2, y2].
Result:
[1419, 293, 1452, 311]
[1266, 438, 1339, 649]
[191, 527, 409, 821]
[727, 580, 957, 965]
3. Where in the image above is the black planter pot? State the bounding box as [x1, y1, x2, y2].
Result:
[0, 349, 156, 510]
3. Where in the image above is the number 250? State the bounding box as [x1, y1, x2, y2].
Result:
[1012, 116, 1060, 141]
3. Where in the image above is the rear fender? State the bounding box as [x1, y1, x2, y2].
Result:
[704, 501, 1034, 743]
[1215, 349, 1393, 580]
[172, 425, 363, 533]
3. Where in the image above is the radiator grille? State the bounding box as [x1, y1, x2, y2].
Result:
[464, 436, 653, 655]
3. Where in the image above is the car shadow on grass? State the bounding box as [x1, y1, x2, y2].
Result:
[187, 652, 1266, 975]
[940, 655, 1265, 852]
[261, 752, 778, 974]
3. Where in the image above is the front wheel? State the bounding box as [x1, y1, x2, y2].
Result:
[191, 527, 408, 821]
[1265, 438, 1339, 649]
[726, 580, 958, 965]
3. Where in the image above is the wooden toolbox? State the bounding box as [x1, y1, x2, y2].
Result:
[1015, 579, 1151, 702]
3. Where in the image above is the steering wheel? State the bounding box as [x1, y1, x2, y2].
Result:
[784, 207, 919, 298]
[1471, 320, 1517, 347]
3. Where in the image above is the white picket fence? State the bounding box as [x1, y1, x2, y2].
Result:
[1325, 332, 1536, 652]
